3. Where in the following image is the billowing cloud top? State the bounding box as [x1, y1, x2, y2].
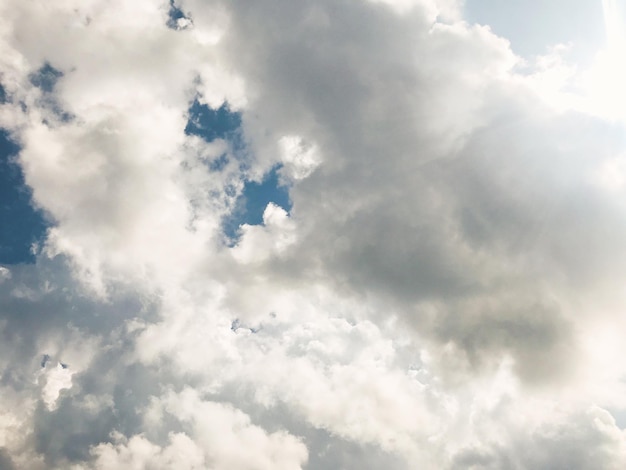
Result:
[1, 0, 626, 468]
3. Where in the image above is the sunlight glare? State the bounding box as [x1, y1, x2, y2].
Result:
[583, 0, 626, 121]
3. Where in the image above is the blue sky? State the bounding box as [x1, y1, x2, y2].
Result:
[464, 0, 606, 62]
[184, 99, 291, 241]
[0, 126, 47, 264]
[0, 64, 65, 264]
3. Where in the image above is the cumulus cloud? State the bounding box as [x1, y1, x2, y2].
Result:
[80, 388, 308, 470]
[1, 0, 626, 468]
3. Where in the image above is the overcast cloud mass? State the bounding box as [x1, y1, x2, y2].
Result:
[1, 0, 626, 468]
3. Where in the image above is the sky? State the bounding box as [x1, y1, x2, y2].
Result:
[0, 0, 626, 469]
[464, 0, 606, 60]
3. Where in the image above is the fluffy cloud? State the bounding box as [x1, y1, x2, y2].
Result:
[1, 0, 626, 468]
[80, 388, 308, 470]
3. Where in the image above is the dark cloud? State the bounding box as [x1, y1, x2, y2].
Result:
[0, 449, 15, 470]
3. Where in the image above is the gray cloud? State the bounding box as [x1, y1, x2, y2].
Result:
[1, 0, 626, 468]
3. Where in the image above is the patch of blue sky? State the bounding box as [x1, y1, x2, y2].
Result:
[184, 99, 292, 243]
[222, 165, 291, 241]
[185, 99, 243, 144]
[166, 0, 192, 30]
[238, 167, 291, 226]
[29, 63, 63, 93]
[464, 0, 605, 64]
[0, 67, 64, 265]
[29, 62, 72, 123]
[0, 119, 48, 265]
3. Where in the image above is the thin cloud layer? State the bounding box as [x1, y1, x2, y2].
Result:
[1, 0, 626, 468]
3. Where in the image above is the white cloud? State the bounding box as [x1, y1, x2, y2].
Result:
[0, 0, 626, 468]
[86, 389, 308, 470]
[278, 135, 321, 182]
[39, 363, 73, 411]
[84, 432, 206, 470]
[231, 203, 296, 263]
